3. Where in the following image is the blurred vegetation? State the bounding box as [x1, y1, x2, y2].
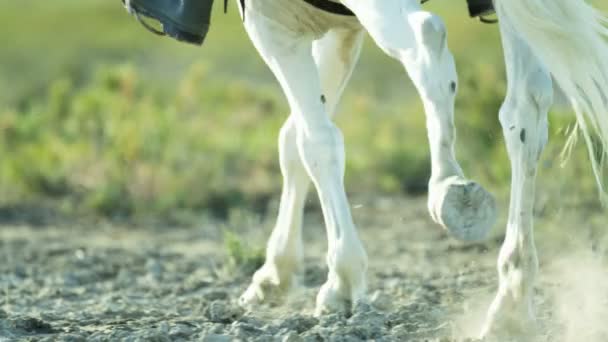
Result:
[224, 230, 265, 274]
[0, 0, 605, 223]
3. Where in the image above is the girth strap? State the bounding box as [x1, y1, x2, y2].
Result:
[301, 0, 355, 16]
[300, 0, 433, 17]
[236, 0, 495, 24]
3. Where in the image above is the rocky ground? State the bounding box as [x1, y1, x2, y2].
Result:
[0, 196, 606, 341]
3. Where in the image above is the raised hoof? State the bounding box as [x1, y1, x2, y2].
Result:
[429, 177, 497, 241]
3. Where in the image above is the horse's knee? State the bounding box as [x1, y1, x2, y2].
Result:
[500, 69, 553, 122]
[278, 117, 306, 176]
[279, 118, 297, 158]
[408, 12, 447, 57]
[405, 13, 457, 101]
[526, 69, 553, 113]
[499, 69, 553, 158]
[296, 122, 345, 178]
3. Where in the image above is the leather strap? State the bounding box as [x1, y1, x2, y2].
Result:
[132, 10, 166, 36]
[228, 0, 355, 18]
[235, 0, 495, 26]
[301, 0, 355, 16]
[300, 0, 433, 17]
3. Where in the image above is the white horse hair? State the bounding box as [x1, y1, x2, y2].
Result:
[235, 0, 608, 337]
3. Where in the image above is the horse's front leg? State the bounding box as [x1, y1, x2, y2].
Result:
[406, 12, 497, 242]
[239, 13, 367, 314]
[342, 0, 496, 241]
[480, 12, 553, 339]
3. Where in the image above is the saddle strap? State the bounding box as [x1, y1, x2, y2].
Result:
[236, 0, 496, 24]
[300, 0, 432, 17]
[301, 0, 355, 16]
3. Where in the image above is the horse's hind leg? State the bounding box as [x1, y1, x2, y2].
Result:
[342, 0, 497, 241]
[240, 25, 365, 307]
[480, 12, 553, 338]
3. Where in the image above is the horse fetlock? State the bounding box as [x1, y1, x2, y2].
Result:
[315, 273, 366, 316]
[315, 243, 367, 316]
[498, 257, 538, 301]
[481, 281, 538, 339]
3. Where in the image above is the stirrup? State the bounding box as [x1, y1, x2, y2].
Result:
[466, 0, 498, 24]
[122, 0, 214, 45]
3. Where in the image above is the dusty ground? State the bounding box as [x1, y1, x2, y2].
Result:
[0, 196, 607, 341]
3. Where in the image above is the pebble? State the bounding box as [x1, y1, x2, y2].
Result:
[282, 331, 303, 342]
[202, 334, 232, 342]
[370, 290, 392, 311]
[169, 324, 194, 338]
[146, 259, 163, 281]
[57, 334, 87, 342]
[205, 300, 244, 324]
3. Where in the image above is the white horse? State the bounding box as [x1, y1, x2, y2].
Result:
[236, 0, 608, 337]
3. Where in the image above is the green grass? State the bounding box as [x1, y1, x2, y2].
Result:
[224, 230, 265, 274]
[0, 0, 605, 222]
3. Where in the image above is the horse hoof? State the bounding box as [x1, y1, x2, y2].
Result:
[238, 265, 293, 308]
[429, 177, 497, 241]
[315, 281, 352, 317]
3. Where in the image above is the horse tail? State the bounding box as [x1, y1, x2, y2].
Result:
[494, 0, 608, 201]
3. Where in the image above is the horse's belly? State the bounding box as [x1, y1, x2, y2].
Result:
[247, 0, 360, 37]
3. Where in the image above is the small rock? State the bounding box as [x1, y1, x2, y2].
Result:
[318, 312, 346, 328]
[63, 272, 81, 287]
[203, 290, 229, 301]
[347, 303, 387, 340]
[352, 301, 373, 313]
[301, 331, 326, 342]
[390, 323, 411, 340]
[385, 279, 401, 291]
[146, 259, 163, 281]
[169, 324, 194, 338]
[133, 330, 170, 342]
[157, 321, 170, 334]
[253, 335, 276, 342]
[202, 334, 231, 342]
[10, 316, 54, 333]
[370, 290, 392, 311]
[58, 334, 87, 342]
[205, 300, 244, 324]
[278, 315, 318, 334]
[282, 331, 303, 342]
[88, 332, 108, 342]
[14, 265, 27, 278]
[230, 321, 263, 338]
[74, 248, 86, 260]
[202, 322, 225, 334]
[35, 337, 55, 342]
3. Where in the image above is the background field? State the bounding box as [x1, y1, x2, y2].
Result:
[1, 1, 607, 341]
[1, 0, 604, 222]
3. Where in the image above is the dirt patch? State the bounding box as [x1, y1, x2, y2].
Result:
[0, 197, 606, 341]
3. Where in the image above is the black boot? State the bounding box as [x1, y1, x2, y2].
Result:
[466, 0, 495, 18]
[122, 0, 214, 45]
